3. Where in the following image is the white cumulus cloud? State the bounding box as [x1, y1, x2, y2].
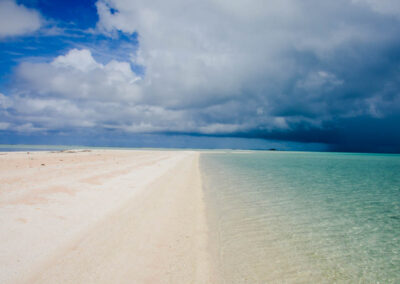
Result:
[0, 0, 42, 38]
[17, 49, 142, 102]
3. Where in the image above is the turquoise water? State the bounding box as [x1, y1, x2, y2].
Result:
[201, 152, 400, 283]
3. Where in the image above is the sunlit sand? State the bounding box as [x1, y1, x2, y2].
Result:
[0, 150, 215, 283]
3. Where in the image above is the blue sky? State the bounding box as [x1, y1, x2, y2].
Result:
[0, 0, 400, 152]
[0, 0, 140, 85]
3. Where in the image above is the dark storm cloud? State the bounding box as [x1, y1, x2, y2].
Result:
[1, 0, 400, 152]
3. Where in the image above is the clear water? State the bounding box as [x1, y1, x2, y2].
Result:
[200, 152, 400, 283]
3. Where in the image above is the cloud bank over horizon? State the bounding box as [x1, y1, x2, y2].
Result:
[0, 0, 400, 152]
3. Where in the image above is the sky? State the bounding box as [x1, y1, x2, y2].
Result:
[0, 0, 399, 152]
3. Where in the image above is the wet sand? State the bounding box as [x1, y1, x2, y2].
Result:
[0, 150, 214, 283]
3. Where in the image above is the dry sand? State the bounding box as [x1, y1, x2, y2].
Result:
[0, 150, 215, 283]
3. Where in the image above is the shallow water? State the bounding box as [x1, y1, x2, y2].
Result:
[201, 152, 400, 283]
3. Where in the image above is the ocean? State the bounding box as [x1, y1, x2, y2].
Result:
[201, 151, 400, 283]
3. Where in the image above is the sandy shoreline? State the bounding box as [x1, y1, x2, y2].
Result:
[0, 150, 215, 283]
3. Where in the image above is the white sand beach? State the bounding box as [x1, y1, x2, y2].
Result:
[0, 150, 215, 283]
